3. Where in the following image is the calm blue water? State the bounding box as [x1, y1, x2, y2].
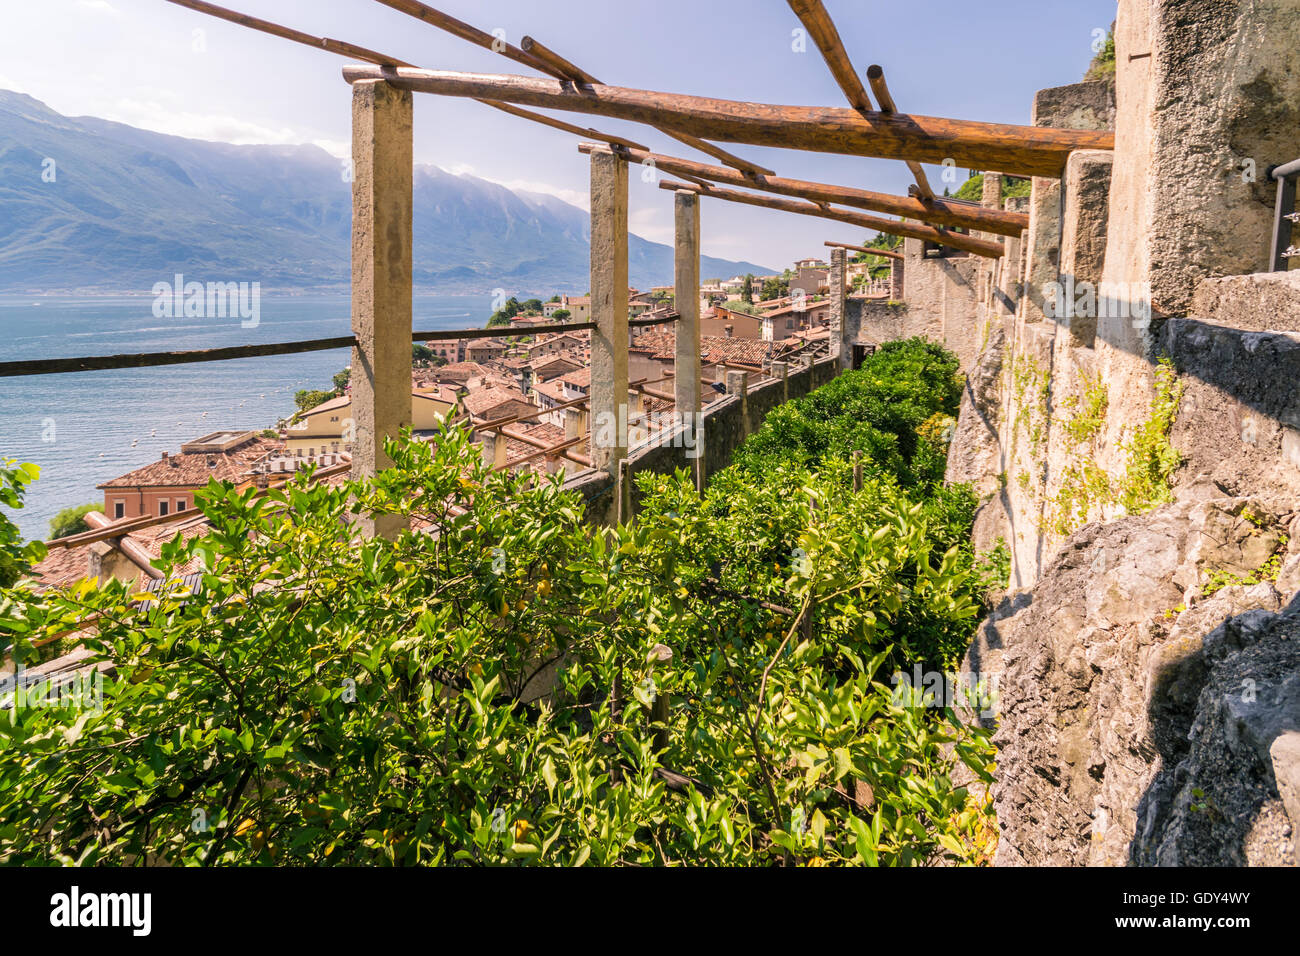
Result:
[0, 293, 502, 541]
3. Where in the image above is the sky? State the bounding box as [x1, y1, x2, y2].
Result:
[2, 0, 1117, 270]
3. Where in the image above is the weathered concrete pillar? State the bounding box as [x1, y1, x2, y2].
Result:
[1057, 150, 1114, 348]
[1017, 84, 1116, 326]
[673, 190, 702, 420]
[564, 406, 587, 441]
[350, 79, 412, 539]
[725, 369, 750, 438]
[889, 257, 904, 300]
[87, 539, 137, 586]
[995, 234, 1022, 316]
[828, 246, 850, 371]
[981, 170, 1002, 209]
[480, 430, 507, 470]
[770, 360, 789, 401]
[588, 146, 629, 475]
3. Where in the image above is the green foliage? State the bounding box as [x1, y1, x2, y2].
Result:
[1115, 358, 1184, 514]
[735, 338, 963, 490]
[721, 299, 760, 316]
[49, 502, 104, 541]
[332, 367, 351, 393]
[1085, 29, 1116, 83]
[759, 276, 789, 301]
[0, 426, 994, 866]
[0, 461, 45, 589]
[972, 539, 1010, 607]
[551, 309, 571, 321]
[294, 389, 336, 415]
[487, 296, 525, 327]
[953, 174, 1031, 204]
[741, 274, 754, 304]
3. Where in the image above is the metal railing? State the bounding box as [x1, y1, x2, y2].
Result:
[1269, 158, 1300, 272]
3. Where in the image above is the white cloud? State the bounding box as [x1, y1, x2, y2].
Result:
[99, 97, 335, 149]
[494, 178, 588, 210]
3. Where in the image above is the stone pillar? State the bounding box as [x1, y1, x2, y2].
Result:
[87, 539, 137, 586]
[480, 430, 507, 470]
[588, 147, 629, 475]
[673, 190, 702, 420]
[349, 79, 412, 539]
[770, 360, 789, 401]
[564, 406, 587, 441]
[1058, 150, 1114, 348]
[889, 257, 904, 300]
[1017, 84, 1116, 326]
[725, 369, 750, 438]
[828, 246, 850, 371]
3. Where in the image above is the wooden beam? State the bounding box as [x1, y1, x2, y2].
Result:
[578, 142, 1027, 236]
[520, 35, 598, 85]
[375, 0, 773, 177]
[825, 240, 904, 260]
[163, 0, 655, 156]
[372, 0, 561, 77]
[163, 0, 417, 66]
[865, 65, 935, 202]
[659, 179, 1005, 258]
[515, 37, 773, 178]
[479, 100, 649, 151]
[0, 335, 357, 378]
[787, 0, 873, 114]
[342, 66, 1113, 178]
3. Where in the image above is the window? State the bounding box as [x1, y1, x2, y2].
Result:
[158, 500, 169, 517]
[113, 500, 124, 519]
[176, 499, 187, 512]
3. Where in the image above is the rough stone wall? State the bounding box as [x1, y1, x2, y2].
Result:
[943, 0, 1300, 867]
[850, 298, 918, 346]
[972, 490, 1300, 866]
[901, 240, 981, 371]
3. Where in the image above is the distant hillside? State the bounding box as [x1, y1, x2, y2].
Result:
[0, 91, 776, 294]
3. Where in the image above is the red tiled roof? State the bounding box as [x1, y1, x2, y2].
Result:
[98, 436, 280, 489]
[462, 386, 530, 418]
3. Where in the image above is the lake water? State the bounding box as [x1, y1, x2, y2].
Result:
[0, 293, 503, 541]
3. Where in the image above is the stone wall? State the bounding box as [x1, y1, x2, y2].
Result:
[901, 240, 981, 370]
[946, 0, 1300, 867]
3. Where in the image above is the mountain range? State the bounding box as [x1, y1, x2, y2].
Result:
[0, 90, 775, 294]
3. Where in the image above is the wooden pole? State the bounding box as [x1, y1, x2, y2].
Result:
[163, 0, 415, 66]
[342, 65, 1113, 178]
[482, 100, 650, 151]
[659, 180, 1006, 259]
[521, 35, 598, 85]
[824, 240, 904, 260]
[373, 1, 772, 177]
[786, 0, 873, 114]
[372, 0, 560, 76]
[350, 79, 413, 539]
[865, 65, 935, 202]
[577, 143, 1027, 236]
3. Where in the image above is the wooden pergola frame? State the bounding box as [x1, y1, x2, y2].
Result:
[140, 0, 1115, 508]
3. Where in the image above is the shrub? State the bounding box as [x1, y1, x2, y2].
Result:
[0, 421, 992, 866]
